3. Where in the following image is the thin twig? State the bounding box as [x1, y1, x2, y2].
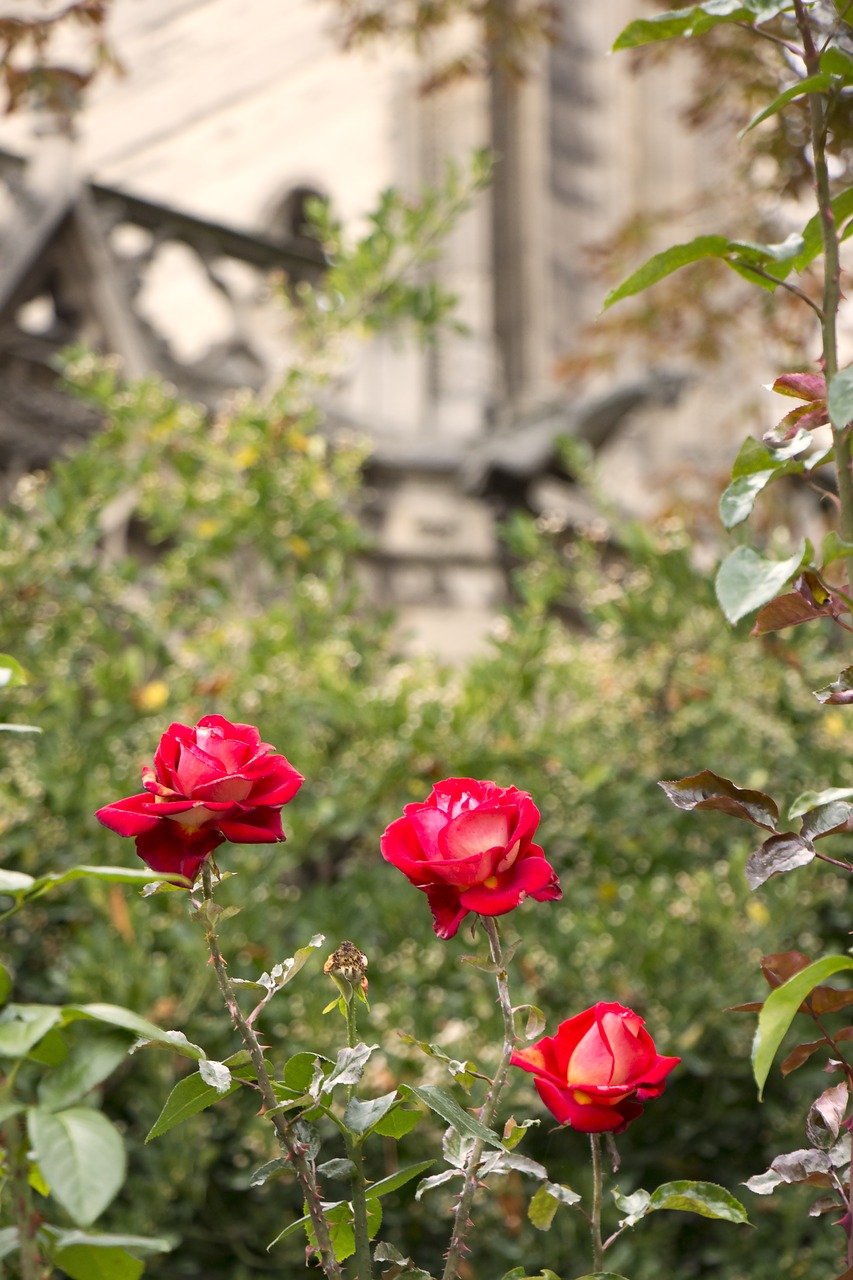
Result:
[198, 865, 343, 1280]
[442, 917, 517, 1280]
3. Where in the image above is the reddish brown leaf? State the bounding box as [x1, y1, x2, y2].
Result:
[746, 833, 815, 889]
[781, 1037, 831, 1076]
[771, 372, 827, 401]
[761, 952, 814, 987]
[658, 771, 778, 830]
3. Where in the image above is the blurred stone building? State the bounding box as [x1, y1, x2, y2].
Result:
[0, 0, 751, 656]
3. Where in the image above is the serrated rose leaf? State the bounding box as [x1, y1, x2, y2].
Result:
[771, 373, 827, 402]
[745, 833, 815, 890]
[658, 771, 778, 830]
[647, 1180, 749, 1223]
[789, 787, 853, 819]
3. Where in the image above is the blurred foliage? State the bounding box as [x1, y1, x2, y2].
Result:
[0, 349, 851, 1276]
[0, 0, 118, 125]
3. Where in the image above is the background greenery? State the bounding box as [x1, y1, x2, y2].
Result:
[0, 335, 850, 1278]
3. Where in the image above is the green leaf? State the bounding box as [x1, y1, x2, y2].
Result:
[719, 473, 776, 529]
[372, 1104, 422, 1139]
[198, 1059, 232, 1094]
[0, 1005, 64, 1058]
[250, 1157, 291, 1188]
[0, 655, 29, 687]
[753, 956, 853, 1097]
[603, 235, 729, 308]
[52, 1243, 144, 1280]
[829, 366, 853, 430]
[282, 1050, 331, 1092]
[343, 1091, 398, 1136]
[795, 187, 853, 271]
[145, 1070, 239, 1142]
[0, 870, 35, 896]
[572, 1274, 630, 1280]
[820, 531, 853, 569]
[740, 73, 833, 137]
[400, 1084, 505, 1149]
[613, 1186, 652, 1226]
[528, 1183, 573, 1230]
[820, 47, 853, 79]
[647, 1180, 749, 1223]
[63, 1005, 205, 1059]
[789, 786, 853, 820]
[0, 1228, 18, 1259]
[45, 1228, 173, 1257]
[38, 1033, 129, 1111]
[613, 1, 791, 50]
[0, 963, 11, 1008]
[28, 1105, 126, 1226]
[715, 541, 807, 625]
[368, 1160, 435, 1198]
[513, 1004, 546, 1041]
[321, 1042, 377, 1093]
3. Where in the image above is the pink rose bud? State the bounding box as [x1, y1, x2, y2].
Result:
[379, 777, 561, 939]
[96, 714, 304, 882]
[511, 1002, 680, 1134]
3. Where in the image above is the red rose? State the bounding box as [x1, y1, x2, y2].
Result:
[511, 1002, 680, 1134]
[379, 777, 561, 939]
[96, 715, 304, 881]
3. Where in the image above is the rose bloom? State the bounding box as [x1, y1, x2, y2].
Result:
[380, 777, 561, 939]
[96, 715, 304, 881]
[511, 1002, 680, 1134]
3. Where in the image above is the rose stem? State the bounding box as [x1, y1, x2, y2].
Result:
[340, 985, 375, 1280]
[5, 1112, 48, 1280]
[589, 1133, 605, 1272]
[199, 864, 343, 1280]
[442, 916, 517, 1280]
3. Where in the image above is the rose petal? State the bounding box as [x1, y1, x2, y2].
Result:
[424, 885, 468, 939]
[215, 808, 285, 844]
[534, 1079, 640, 1133]
[134, 821, 223, 881]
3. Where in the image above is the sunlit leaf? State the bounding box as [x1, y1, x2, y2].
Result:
[613, 1, 791, 50]
[740, 73, 833, 137]
[753, 956, 853, 1096]
[603, 235, 729, 308]
[715, 541, 807, 625]
[647, 1180, 749, 1223]
[145, 1071, 239, 1142]
[28, 1106, 125, 1226]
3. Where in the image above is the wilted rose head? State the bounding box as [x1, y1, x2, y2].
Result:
[379, 777, 561, 939]
[96, 714, 304, 882]
[511, 1002, 680, 1134]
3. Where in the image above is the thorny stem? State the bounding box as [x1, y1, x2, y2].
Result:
[340, 986, 374, 1280]
[589, 1134, 605, 1273]
[442, 916, 517, 1280]
[794, 0, 853, 593]
[5, 1114, 48, 1280]
[198, 865, 343, 1280]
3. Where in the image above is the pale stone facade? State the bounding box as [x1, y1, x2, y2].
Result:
[0, 1, 763, 657]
